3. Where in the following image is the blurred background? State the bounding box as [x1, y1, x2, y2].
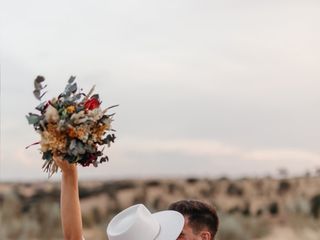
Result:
[1, 0, 319, 239]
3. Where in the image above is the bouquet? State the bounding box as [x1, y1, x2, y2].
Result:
[26, 76, 117, 176]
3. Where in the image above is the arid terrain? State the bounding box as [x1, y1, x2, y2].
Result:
[1, 176, 320, 240]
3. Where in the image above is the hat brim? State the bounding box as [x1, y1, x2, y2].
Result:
[152, 210, 184, 240]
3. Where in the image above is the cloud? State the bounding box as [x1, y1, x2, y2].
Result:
[121, 138, 241, 157]
[2, 135, 318, 180]
[115, 136, 320, 176]
[243, 149, 320, 164]
[120, 137, 319, 162]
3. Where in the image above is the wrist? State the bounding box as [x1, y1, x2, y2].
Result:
[61, 166, 78, 178]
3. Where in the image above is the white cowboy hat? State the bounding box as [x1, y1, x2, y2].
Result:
[106, 204, 184, 240]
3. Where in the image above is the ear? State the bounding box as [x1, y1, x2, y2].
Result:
[200, 231, 211, 240]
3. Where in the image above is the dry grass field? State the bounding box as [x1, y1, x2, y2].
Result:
[1, 176, 320, 240]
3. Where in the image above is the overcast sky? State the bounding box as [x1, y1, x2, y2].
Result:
[1, 0, 319, 181]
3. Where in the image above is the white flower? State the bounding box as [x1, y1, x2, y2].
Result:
[87, 108, 102, 122]
[45, 105, 59, 123]
[70, 110, 87, 124]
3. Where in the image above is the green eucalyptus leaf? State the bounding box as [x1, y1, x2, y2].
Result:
[26, 113, 41, 124]
[33, 76, 47, 100]
[35, 101, 47, 112]
[68, 75, 76, 83]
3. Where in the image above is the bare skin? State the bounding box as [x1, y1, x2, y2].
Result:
[53, 155, 83, 240]
[52, 156, 212, 240]
[177, 217, 211, 240]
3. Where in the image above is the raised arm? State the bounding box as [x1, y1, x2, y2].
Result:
[53, 156, 84, 240]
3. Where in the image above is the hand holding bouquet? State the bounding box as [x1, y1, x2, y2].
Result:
[26, 76, 117, 176]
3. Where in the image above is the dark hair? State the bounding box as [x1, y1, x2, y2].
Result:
[168, 200, 219, 239]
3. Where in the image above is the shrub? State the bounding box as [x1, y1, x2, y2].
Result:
[277, 180, 291, 194]
[311, 194, 320, 218]
[145, 180, 161, 187]
[226, 183, 244, 197]
[186, 178, 199, 184]
[268, 201, 279, 216]
[242, 203, 251, 217]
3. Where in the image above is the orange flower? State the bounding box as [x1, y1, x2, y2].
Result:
[90, 124, 108, 143]
[66, 105, 76, 114]
[41, 123, 67, 152]
[77, 128, 86, 139]
[67, 127, 77, 138]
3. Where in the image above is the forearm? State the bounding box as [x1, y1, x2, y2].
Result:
[60, 169, 83, 240]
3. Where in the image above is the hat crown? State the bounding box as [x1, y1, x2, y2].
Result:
[107, 204, 160, 240]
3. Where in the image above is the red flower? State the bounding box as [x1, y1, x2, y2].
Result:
[84, 97, 100, 110]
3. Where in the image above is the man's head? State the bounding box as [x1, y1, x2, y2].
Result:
[168, 200, 219, 240]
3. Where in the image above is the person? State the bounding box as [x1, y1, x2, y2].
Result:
[107, 203, 184, 240]
[168, 200, 219, 240]
[53, 155, 184, 240]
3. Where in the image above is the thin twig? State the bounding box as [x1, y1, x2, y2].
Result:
[83, 85, 96, 102]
